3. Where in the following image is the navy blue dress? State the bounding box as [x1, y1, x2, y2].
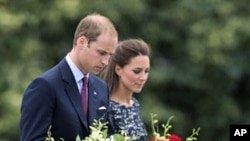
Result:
[110, 97, 148, 141]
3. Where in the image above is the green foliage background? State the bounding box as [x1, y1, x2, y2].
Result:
[1, 0, 250, 140]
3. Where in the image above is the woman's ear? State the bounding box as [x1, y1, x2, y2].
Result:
[115, 65, 121, 77]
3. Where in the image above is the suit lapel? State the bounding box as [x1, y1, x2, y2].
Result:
[65, 82, 89, 128]
[59, 59, 89, 129]
[88, 75, 98, 123]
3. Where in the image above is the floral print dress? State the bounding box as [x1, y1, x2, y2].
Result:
[109, 97, 148, 141]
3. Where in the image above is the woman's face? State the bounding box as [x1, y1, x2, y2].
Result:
[116, 55, 150, 93]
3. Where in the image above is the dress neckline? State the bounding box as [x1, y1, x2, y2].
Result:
[110, 98, 135, 108]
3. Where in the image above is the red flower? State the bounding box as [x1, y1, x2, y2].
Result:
[167, 134, 182, 141]
[150, 136, 157, 141]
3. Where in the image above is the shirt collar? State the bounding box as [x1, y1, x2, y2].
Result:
[66, 54, 89, 82]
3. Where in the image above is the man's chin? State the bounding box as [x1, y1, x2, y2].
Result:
[90, 70, 100, 75]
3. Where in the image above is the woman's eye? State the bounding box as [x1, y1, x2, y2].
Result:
[133, 70, 141, 74]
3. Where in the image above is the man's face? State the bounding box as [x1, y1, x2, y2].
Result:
[80, 33, 118, 75]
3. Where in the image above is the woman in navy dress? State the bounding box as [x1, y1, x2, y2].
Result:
[101, 39, 151, 141]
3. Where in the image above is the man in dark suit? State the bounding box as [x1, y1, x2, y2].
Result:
[20, 13, 118, 141]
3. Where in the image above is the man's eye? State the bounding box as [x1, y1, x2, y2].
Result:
[98, 51, 107, 56]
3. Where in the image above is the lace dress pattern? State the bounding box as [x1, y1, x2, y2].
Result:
[110, 97, 147, 141]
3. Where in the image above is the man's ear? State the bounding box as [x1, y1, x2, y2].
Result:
[76, 36, 88, 48]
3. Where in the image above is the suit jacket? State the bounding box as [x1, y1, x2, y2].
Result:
[20, 58, 113, 141]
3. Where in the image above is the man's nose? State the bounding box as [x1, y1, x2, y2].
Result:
[101, 55, 111, 66]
